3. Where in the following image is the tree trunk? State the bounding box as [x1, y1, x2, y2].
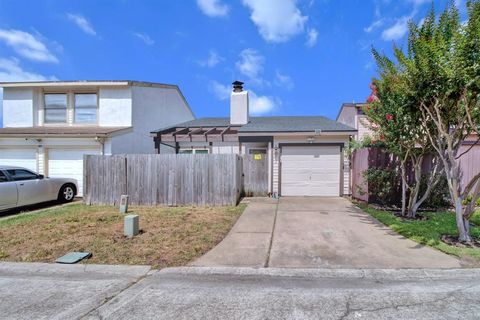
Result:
[400, 163, 407, 216]
[455, 197, 472, 243]
[406, 155, 424, 218]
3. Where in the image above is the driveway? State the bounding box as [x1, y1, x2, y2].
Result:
[193, 197, 462, 268]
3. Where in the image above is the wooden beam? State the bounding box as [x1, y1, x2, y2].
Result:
[220, 126, 231, 142]
[188, 127, 203, 141]
[203, 127, 217, 141]
[172, 127, 189, 143]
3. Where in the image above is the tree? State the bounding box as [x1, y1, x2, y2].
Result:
[371, 1, 480, 241]
[364, 59, 442, 218]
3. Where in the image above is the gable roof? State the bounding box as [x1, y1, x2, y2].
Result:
[152, 116, 356, 134]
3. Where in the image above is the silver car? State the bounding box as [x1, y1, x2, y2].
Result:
[0, 166, 78, 211]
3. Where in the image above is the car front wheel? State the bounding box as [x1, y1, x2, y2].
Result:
[58, 184, 76, 203]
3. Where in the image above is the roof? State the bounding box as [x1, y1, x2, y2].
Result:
[152, 116, 356, 134]
[0, 80, 179, 89]
[336, 102, 366, 121]
[0, 126, 131, 137]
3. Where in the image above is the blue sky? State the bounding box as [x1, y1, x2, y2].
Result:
[0, 0, 465, 127]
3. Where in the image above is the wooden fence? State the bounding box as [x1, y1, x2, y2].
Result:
[351, 145, 480, 203]
[242, 154, 268, 196]
[84, 154, 243, 206]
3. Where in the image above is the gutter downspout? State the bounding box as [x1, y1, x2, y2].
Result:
[95, 136, 106, 155]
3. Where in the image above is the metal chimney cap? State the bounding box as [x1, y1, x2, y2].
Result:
[232, 80, 244, 92]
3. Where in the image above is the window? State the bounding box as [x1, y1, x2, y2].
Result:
[75, 93, 97, 123]
[0, 171, 9, 183]
[44, 94, 67, 123]
[248, 148, 267, 155]
[6, 169, 38, 181]
[179, 148, 209, 154]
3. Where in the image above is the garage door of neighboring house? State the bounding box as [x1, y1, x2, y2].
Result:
[48, 148, 100, 197]
[0, 149, 37, 172]
[281, 145, 341, 196]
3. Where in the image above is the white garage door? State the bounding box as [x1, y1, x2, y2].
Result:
[0, 149, 37, 172]
[48, 149, 100, 197]
[281, 145, 341, 196]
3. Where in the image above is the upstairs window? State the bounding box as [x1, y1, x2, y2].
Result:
[44, 94, 67, 123]
[75, 93, 97, 123]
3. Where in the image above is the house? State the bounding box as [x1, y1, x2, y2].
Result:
[0, 80, 195, 196]
[151, 81, 357, 197]
[336, 102, 371, 141]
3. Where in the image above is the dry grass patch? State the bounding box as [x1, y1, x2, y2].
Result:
[0, 203, 245, 268]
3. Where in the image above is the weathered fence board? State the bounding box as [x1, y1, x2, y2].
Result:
[84, 154, 243, 206]
[242, 154, 268, 196]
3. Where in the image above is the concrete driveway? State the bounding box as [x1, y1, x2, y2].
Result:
[193, 197, 462, 268]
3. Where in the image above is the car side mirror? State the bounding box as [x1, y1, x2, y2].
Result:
[38, 174, 45, 179]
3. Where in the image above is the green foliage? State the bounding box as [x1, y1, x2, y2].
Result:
[362, 167, 400, 205]
[345, 136, 386, 158]
[358, 203, 480, 262]
[420, 174, 451, 208]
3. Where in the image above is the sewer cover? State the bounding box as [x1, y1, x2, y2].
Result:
[55, 252, 92, 264]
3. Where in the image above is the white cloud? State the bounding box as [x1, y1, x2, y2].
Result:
[305, 28, 318, 47]
[66, 13, 97, 36]
[242, 0, 308, 43]
[0, 29, 58, 63]
[209, 80, 278, 115]
[236, 48, 264, 82]
[364, 18, 384, 33]
[196, 0, 229, 17]
[133, 32, 154, 45]
[0, 57, 57, 82]
[210, 80, 231, 100]
[198, 50, 223, 68]
[274, 71, 294, 90]
[249, 91, 279, 115]
[382, 17, 409, 41]
[0, 57, 57, 125]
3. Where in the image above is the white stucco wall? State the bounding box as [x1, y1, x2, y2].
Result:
[98, 87, 132, 127]
[3, 88, 34, 127]
[110, 86, 195, 154]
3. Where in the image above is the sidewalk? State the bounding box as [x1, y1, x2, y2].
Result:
[191, 197, 278, 267]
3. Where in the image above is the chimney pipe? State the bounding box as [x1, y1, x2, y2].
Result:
[230, 80, 249, 125]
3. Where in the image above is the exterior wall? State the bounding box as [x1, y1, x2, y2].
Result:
[336, 105, 356, 128]
[111, 86, 194, 154]
[355, 115, 372, 141]
[3, 88, 34, 127]
[98, 87, 132, 127]
[272, 135, 350, 196]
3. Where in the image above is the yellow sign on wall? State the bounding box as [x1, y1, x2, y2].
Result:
[254, 154, 262, 160]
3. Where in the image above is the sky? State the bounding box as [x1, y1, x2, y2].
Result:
[0, 0, 467, 127]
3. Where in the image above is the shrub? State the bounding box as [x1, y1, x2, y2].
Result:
[362, 167, 400, 206]
[420, 174, 451, 209]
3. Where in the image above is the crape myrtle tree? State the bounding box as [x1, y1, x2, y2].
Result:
[372, 2, 480, 242]
[364, 62, 442, 218]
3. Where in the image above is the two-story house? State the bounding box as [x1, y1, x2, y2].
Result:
[0, 80, 195, 195]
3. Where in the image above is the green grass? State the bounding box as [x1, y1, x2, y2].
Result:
[471, 210, 480, 226]
[357, 203, 480, 263]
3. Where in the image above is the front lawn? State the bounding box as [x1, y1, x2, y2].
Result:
[357, 203, 480, 264]
[0, 203, 245, 268]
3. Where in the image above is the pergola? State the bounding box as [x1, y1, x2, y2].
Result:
[153, 126, 241, 151]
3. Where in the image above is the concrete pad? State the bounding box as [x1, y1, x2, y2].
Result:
[85, 267, 480, 320]
[269, 197, 462, 268]
[191, 198, 277, 267]
[0, 262, 150, 320]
